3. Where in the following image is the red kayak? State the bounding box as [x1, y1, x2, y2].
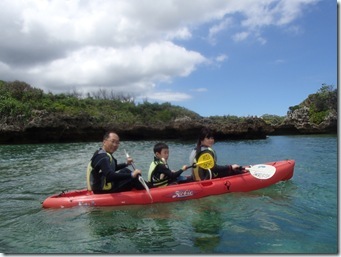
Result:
[42, 159, 295, 209]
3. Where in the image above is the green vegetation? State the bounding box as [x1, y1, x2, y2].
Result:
[207, 115, 245, 123]
[288, 84, 337, 124]
[0, 80, 200, 126]
[261, 114, 286, 125]
[0, 80, 336, 127]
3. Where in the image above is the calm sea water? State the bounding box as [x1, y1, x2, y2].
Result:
[0, 135, 337, 254]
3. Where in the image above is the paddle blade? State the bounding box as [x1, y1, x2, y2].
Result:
[197, 153, 214, 169]
[246, 164, 276, 179]
[138, 176, 153, 202]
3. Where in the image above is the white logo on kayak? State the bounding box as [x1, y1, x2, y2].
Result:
[172, 190, 194, 198]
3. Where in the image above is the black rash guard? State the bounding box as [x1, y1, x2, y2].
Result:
[90, 149, 144, 193]
[189, 147, 243, 180]
[152, 161, 184, 181]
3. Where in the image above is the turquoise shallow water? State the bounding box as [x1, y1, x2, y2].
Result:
[0, 135, 337, 254]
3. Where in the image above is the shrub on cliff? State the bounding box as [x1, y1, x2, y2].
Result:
[0, 80, 200, 127]
[261, 114, 285, 126]
[287, 84, 337, 125]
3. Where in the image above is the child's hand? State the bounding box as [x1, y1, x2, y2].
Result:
[182, 165, 188, 171]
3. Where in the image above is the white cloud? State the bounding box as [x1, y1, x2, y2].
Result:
[145, 91, 192, 102]
[191, 88, 208, 92]
[235, 0, 318, 43]
[275, 59, 286, 64]
[208, 18, 232, 45]
[233, 31, 249, 42]
[29, 42, 205, 94]
[215, 54, 228, 62]
[166, 27, 192, 40]
[0, 0, 319, 99]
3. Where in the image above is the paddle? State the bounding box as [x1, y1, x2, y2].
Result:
[194, 153, 277, 180]
[162, 156, 213, 170]
[192, 152, 214, 179]
[189, 159, 214, 169]
[124, 149, 153, 202]
[243, 164, 276, 179]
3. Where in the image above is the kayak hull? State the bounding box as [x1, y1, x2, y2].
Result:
[42, 159, 295, 209]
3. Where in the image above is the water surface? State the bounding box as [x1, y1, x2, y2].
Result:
[0, 135, 337, 253]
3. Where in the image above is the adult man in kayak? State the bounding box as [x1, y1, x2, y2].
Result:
[189, 127, 245, 181]
[87, 131, 147, 194]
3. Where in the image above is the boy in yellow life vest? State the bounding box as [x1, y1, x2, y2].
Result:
[148, 142, 191, 187]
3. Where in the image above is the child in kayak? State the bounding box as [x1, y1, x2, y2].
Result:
[148, 142, 190, 187]
[189, 127, 245, 181]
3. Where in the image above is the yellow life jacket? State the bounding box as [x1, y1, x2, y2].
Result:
[148, 158, 169, 187]
[86, 150, 113, 191]
[192, 147, 216, 181]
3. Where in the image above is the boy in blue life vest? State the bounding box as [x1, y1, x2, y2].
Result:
[148, 143, 191, 187]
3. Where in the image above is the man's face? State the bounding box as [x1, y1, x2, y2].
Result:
[103, 133, 120, 154]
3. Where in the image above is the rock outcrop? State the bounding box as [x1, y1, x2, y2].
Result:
[1, 81, 337, 144]
[0, 112, 274, 144]
[271, 107, 337, 135]
[0, 107, 336, 144]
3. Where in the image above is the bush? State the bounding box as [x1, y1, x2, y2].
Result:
[261, 114, 285, 125]
[288, 105, 300, 113]
[0, 98, 30, 117]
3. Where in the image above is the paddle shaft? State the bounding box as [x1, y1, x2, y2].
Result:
[124, 149, 136, 169]
[189, 159, 213, 168]
[189, 159, 213, 179]
[124, 149, 153, 201]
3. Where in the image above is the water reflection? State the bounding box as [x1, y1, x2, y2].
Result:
[84, 198, 229, 254]
[45, 179, 298, 254]
[86, 204, 182, 253]
[190, 201, 223, 252]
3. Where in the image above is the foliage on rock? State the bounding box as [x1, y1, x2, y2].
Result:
[288, 84, 337, 125]
[0, 80, 337, 143]
[0, 80, 201, 128]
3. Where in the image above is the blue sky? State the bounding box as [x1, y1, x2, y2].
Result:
[166, 0, 337, 116]
[0, 0, 336, 117]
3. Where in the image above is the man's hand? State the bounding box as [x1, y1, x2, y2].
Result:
[131, 169, 142, 178]
[126, 157, 133, 165]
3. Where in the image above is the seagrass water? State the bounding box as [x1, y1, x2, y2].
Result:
[0, 135, 337, 254]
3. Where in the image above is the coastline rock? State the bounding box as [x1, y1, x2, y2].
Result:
[0, 108, 336, 144]
[271, 107, 337, 135]
[0, 113, 274, 144]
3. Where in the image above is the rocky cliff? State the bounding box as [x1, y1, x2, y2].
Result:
[0, 107, 336, 144]
[271, 107, 337, 135]
[0, 112, 274, 144]
[0, 82, 337, 144]
[270, 84, 337, 135]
